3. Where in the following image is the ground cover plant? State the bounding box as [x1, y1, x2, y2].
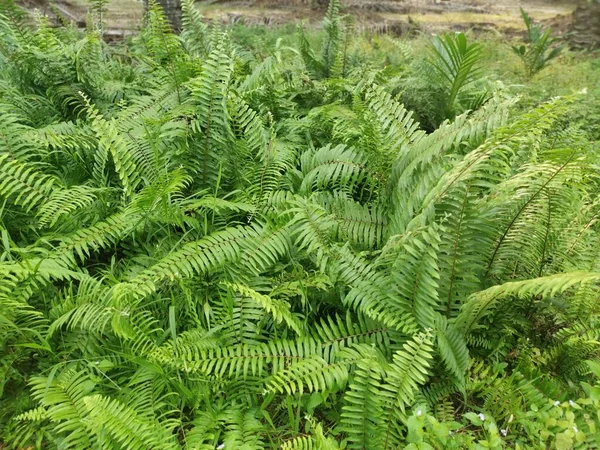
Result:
[0, 0, 599, 448]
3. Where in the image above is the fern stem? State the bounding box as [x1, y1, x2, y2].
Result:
[446, 185, 469, 317]
[538, 190, 552, 277]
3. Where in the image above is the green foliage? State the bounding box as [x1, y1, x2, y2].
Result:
[428, 32, 485, 119]
[0, 1, 599, 449]
[512, 8, 565, 78]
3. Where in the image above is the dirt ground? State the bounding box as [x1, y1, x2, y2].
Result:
[19, 0, 576, 37]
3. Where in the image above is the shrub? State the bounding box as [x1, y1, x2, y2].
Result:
[512, 8, 565, 78]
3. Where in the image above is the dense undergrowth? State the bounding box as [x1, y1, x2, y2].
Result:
[0, 0, 599, 448]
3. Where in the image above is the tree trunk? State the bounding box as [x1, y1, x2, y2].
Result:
[570, 0, 600, 49]
[144, 0, 182, 32]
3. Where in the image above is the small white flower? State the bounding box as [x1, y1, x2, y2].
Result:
[554, 400, 561, 406]
[478, 413, 486, 421]
[569, 400, 575, 407]
[416, 409, 423, 416]
[500, 429, 507, 436]
[573, 426, 578, 433]
[216, 444, 225, 450]
[448, 430, 453, 436]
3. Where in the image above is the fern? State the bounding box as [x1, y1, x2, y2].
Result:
[434, 315, 469, 385]
[84, 96, 141, 195]
[456, 271, 600, 333]
[188, 46, 235, 188]
[224, 282, 303, 336]
[339, 346, 386, 450]
[83, 394, 179, 449]
[37, 185, 105, 228]
[1, 2, 599, 449]
[0, 154, 57, 212]
[299, 144, 367, 195]
[180, 0, 209, 57]
[115, 225, 254, 302]
[381, 332, 434, 449]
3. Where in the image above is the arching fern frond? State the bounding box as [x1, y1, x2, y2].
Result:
[187, 46, 234, 188]
[381, 331, 434, 449]
[0, 153, 57, 212]
[456, 271, 600, 333]
[83, 394, 179, 450]
[299, 144, 367, 195]
[84, 96, 141, 195]
[434, 315, 468, 385]
[222, 407, 266, 450]
[223, 282, 303, 336]
[114, 226, 255, 302]
[181, 0, 209, 57]
[37, 185, 105, 228]
[26, 368, 95, 449]
[339, 346, 386, 450]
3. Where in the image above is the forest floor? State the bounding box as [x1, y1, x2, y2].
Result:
[19, 0, 575, 37]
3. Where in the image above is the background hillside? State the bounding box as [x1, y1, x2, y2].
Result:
[17, 0, 576, 38]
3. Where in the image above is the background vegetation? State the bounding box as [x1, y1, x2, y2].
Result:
[0, 0, 599, 448]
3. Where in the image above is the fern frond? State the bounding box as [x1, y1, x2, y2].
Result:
[37, 185, 105, 228]
[84, 96, 141, 195]
[365, 84, 421, 153]
[338, 246, 417, 332]
[47, 275, 112, 336]
[322, 0, 343, 77]
[54, 210, 140, 263]
[266, 354, 348, 395]
[330, 198, 386, 249]
[313, 313, 391, 361]
[222, 407, 266, 450]
[339, 346, 386, 450]
[299, 144, 367, 195]
[165, 338, 325, 378]
[83, 394, 179, 450]
[27, 368, 95, 449]
[456, 271, 600, 332]
[239, 221, 292, 275]
[115, 226, 255, 302]
[150, 327, 221, 369]
[434, 315, 468, 384]
[0, 153, 57, 212]
[188, 46, 234, 188]
[379, 225, 442, 328]
[224, 282, 303, 336]
[381, 332, 434, 449]
[181, 0, 209, 57]
[0, 110, 42, 160]
[288, 198, 337, 271]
